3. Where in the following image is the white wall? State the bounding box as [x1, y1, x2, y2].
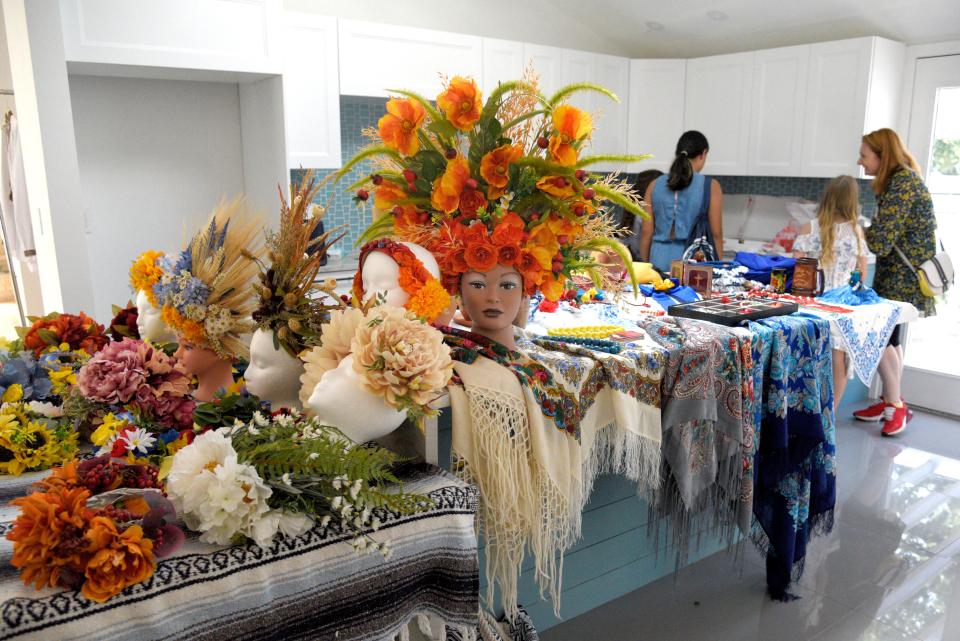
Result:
[69, 75, 247, 321]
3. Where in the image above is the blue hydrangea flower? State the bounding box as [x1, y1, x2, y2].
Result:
[0, 353, 53, 401]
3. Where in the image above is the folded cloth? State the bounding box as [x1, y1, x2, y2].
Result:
[734, 252, 796, 288]
[818, 284, 883, 306]
[638, 282, 700, 308]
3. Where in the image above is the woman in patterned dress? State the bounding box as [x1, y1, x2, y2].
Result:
[852, 128, 937, 436]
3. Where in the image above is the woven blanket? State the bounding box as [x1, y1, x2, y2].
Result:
[0, 465, 481, 641]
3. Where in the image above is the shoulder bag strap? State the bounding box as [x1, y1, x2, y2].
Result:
[892, 244, 916, 271]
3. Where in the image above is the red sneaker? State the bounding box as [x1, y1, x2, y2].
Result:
[854, 399, 890, 422]
[881, 404, 908, 437]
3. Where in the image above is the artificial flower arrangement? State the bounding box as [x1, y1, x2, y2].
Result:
[0, 401, 78, 476]
[298, 302, 454, 422]
[192, 389, 270, 430]
[130, 250, 165, 307]
[339, 71, 648, 301]
[249, 173, 346, 356]
[7, 456, 183, 603]
[154, 200, 263, 361]
[108, 303, 140, 341]
[165, 411, 431, 554]
[16, 312, 108, 358]
[0, 346, 54, 404]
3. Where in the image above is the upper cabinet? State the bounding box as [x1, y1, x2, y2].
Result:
[59, 0, 282, 73]
[482, 38, 525, 93]
[627, 59, 685, 173]
[801, 37, 905, 177]
[523, 44, 563, 97]
[338, 20, 482, 98]
[280, 13, 341, 170]
[748, 45, 809, 176]
[684, 52, 755, 175]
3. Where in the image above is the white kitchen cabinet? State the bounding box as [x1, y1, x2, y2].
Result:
[59, 0, 281, 74]
[747, 45, 809, 176]
[338, 19, 482, 98]
[280, 12, 341, 169]
[684, 51, 755, 175]
[801, 37, 905, 177]
[561, 48, 596, 111]
[524, 43, 563, 98]
[482, 38, 525, 93]
[627, 59, 685, 173]
[558, 50, 629, 169]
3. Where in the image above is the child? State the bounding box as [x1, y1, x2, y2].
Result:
[793, 175, 869, 406]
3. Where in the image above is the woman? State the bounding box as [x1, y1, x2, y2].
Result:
[621, 169, 663, 261]
[640, 131, 723, 271]
[853, 128, 937, 437]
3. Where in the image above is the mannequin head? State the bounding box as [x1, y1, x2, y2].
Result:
[245, 328, 304, 410]
[359, 241, 440, 308]
[135, 289, 176, 344]
[459, 263, 524, 350]
[174, 341, 234, 402]
[307, 355, 406, 443]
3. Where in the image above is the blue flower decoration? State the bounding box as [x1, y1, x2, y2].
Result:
[0, 353, 53, 401]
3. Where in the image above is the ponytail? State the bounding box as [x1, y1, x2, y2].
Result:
[667, 130, 709, 191]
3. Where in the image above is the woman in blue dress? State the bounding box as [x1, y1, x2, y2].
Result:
[639, 131, 724, 272]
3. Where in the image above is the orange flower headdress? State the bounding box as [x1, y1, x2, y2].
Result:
[352, 238, 451, 323]
[338, 73, 650, 301]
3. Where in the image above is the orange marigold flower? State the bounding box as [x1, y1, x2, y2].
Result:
[540, 274, 568, 301]
[536, 175, 576, 199]
[464, 242, 498, 272]
[491, 212, 526, 247]
[437, 76, 482, 131]
[35, 460, 81, 492]
[374, 181, 408, 213]
[8, 487, 92, 591]
[480, 144, 522, 199]
[431, 157, 471, 214]
[378, 97, 426, 156]
[129, 251, 164, 305]
[82, 517, 155, 603]
[459, 188, 488, 216]
[549, 105, 592, 166]
[406, 278, 452, 323]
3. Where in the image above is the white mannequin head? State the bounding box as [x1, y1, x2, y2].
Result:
[360, 242, 441, 308]
[245, 328, 304, 411]
[307, 355, 405, 443]
[136, 289, 176, 344]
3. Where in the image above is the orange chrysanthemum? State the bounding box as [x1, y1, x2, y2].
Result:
[480, 144, 522, 199]
[549, 105, 592, 166]
[82, 517, 155, 603]
[536, 175, 577, 199]
[129, 251, 164, 305]
[406, 278, 452, 323]
[430, 157, 471, 214]
[8, 487, 92, 591]
[437, 76, 482, 131]
[378, 98, 426, 156]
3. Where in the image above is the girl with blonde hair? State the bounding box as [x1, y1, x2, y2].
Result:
[794, 175, 869, 405]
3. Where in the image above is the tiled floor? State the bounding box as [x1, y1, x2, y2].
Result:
[542, 408, 960, 641]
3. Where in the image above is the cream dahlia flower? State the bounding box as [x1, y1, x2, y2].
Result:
[350, 306, 453, 410]
[299, 307, 365, 406]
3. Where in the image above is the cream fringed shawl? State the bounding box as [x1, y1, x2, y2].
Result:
[446, 334, 664, 619]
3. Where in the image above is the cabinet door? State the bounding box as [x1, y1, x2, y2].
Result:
[627, 59, 685, 172]
[800, 38, 872, 177]
[482, 38, 524, 94]
[561, 48, 597, 112]
[338, 19, 482, 98]
[524, 43, 563, 98]
[684, 52, 754, 175]
[281, 13, 341, 169]
[592, 53, 630, 169]
[748, 45, 809, 176]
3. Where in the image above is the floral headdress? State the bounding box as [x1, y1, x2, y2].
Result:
[352, 238, 451, 323]
[129, 250, 165, 306]
[154, 200, 263, 360]
[250, 174, 346, 356]
[339, 72, 648, 301]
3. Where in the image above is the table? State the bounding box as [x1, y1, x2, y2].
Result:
[0, 465, 480, 641]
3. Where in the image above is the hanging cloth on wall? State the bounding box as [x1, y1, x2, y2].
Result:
[1, 112, 37, 269]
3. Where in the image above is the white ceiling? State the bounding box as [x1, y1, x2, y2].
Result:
[285, 0, 960, 58]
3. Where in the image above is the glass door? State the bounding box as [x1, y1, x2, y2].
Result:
[901, 55, 960, 416]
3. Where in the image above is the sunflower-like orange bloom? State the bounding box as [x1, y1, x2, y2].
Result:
[378, 98, 426, 156]
[548, 105, 592, 166]
[8, 487, 92, 590]
[480, 144, 523, 199]
[437, 76, 482, 131]
[431, 157, 471, 214]
[129, 251, 164, 305]
[82, 517, 155, 603]
[536, 175, 577, 199]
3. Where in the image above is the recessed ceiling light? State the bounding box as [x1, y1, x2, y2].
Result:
[646, 21, 665, 31]
[707, 10, 728, 21]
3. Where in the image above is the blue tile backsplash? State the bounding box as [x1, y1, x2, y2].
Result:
[293, 96, 878, 258]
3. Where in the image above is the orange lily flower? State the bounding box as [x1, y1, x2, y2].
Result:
[480, 144, 523, 199]
[437, 76, 483, 131]
[378, 97, 426, 156]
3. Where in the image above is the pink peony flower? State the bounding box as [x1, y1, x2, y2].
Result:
[78, 338, 148, 404]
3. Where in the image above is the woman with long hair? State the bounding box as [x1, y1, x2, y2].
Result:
[852, 128, 937, 436]
[639, 131, 723, 271]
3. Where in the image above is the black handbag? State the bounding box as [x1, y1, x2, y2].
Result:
[681, 176, 718, 263]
